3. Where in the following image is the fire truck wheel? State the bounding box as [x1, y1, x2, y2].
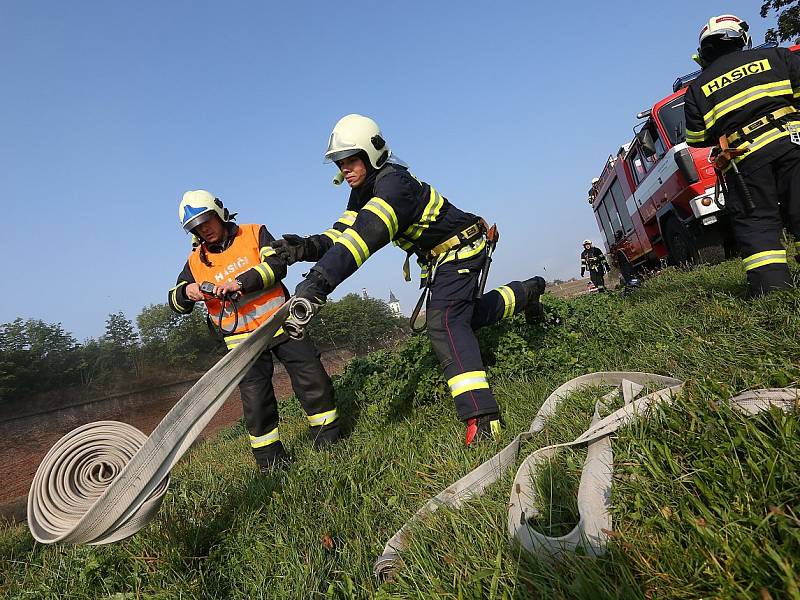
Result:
[694, 237, 726, 265]
[663, 217, 695, 267]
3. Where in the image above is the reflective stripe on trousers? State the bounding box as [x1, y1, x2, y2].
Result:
[742, 249, 787, 271]
[250, 427, 279, 448]
[307, 408, 338, 427]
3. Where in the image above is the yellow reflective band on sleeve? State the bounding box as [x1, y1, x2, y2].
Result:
[702, 80, 793, 129]
[742, 249, 787, 271]
[169, 281, 191, 313]
[323, 228, 342, 241]
[685, 128, 706, 143]
[255, 263, 276, 288]
[497, 285, 516, 319]
[402, 187, 444, 240]
[393, 237, 415, 251]
[250, 427, 280, 448]
[447, 370, 490, 397]
[307, 408, 338, 427]
[794, 90, 800, 99]
[335, 228, 370, 267]
[364, 197, 399, 238]
[336, 210, 358, 227]
[260, 246, 277, 260]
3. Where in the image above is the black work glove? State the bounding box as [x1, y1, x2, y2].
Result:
[271, 234, 310, 265]
[294, 269, 333, 304]
[580, 269, 585, 277]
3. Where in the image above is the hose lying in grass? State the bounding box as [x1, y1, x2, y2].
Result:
[27, 299, 316, 545]
[373, 372, 799, 579]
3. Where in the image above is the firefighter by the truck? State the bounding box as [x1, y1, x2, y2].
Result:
[169, 190, 340, 472]
[270, 114, 547, 446]
[684, 14, 800, 296]
[580, 239, 610, 291]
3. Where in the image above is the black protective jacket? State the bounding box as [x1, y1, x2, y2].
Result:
[684, 46, 800, 173]
[307, 163, 480, 290]
[581, 247, 609, 277]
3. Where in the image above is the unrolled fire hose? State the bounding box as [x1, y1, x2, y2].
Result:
[373, 372, 799, 579]
[27, 297, 318, 545]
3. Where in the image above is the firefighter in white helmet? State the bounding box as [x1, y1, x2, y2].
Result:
[684, 14, 800, 296]
[580, 240, 610, 291]
[271, 114, 547, 446]
[170, 190, 340, 472]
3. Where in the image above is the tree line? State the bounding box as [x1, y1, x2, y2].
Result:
[0, 294, 406, 403]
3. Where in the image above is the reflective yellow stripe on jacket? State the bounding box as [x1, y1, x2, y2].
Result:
[702, 79, 793, 130]
[732, 124, 800, 164]
[395, 187, 445, 247]
[685, 128, 707, 144]
[169, 281, 190, 313]
[323, 210, 358, 242]
[224, 326, 286, 350]
[335, 228, 371, 267]
[363, 197, 399, 238]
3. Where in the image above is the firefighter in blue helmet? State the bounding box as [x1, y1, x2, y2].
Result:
[272, 115, 546, 445]
[684, 14, 800, 296]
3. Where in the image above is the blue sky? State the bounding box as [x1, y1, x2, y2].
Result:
[1, 1, 776, 340]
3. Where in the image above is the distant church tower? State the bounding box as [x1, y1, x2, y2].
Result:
[388, 290, 402, 316]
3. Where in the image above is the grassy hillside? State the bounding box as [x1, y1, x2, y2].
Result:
[1, 261, 799, 599]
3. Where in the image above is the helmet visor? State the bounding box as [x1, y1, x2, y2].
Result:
[182, 210, 215, 233]
[701, 27, 745, 44]
[324, 130, 362, 163]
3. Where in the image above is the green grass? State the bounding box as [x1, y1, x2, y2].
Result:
[1, 260, 799, 599]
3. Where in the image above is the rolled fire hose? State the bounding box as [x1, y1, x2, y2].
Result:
[374, 372, 799, 579]
[27, 297, 317, 545]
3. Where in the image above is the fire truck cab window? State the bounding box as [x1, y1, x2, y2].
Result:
[628, 148, 649, 185]
[643, 125, 667, 163]
[609, 179, 634, 233]
[596, 202, 615, 247]
[657, 97, 686, 146]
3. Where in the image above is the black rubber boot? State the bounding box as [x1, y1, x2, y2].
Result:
[522, 276, 547, 325]
[747, 265, 792, 298]
[254, 442, 291, 474]
[309, 422, 341, 450]
[465, 413, 502, 446]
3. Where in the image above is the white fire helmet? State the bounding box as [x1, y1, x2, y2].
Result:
[698, 15, 752, 58]
[178, 190, 229, 233]
[583, 239, 593, 246]
[324, 114, 390, 170]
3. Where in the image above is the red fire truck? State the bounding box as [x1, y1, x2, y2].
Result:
[588, 43, 799, 276]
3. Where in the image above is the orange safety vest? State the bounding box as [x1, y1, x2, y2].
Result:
[188, 224, 286, 350]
